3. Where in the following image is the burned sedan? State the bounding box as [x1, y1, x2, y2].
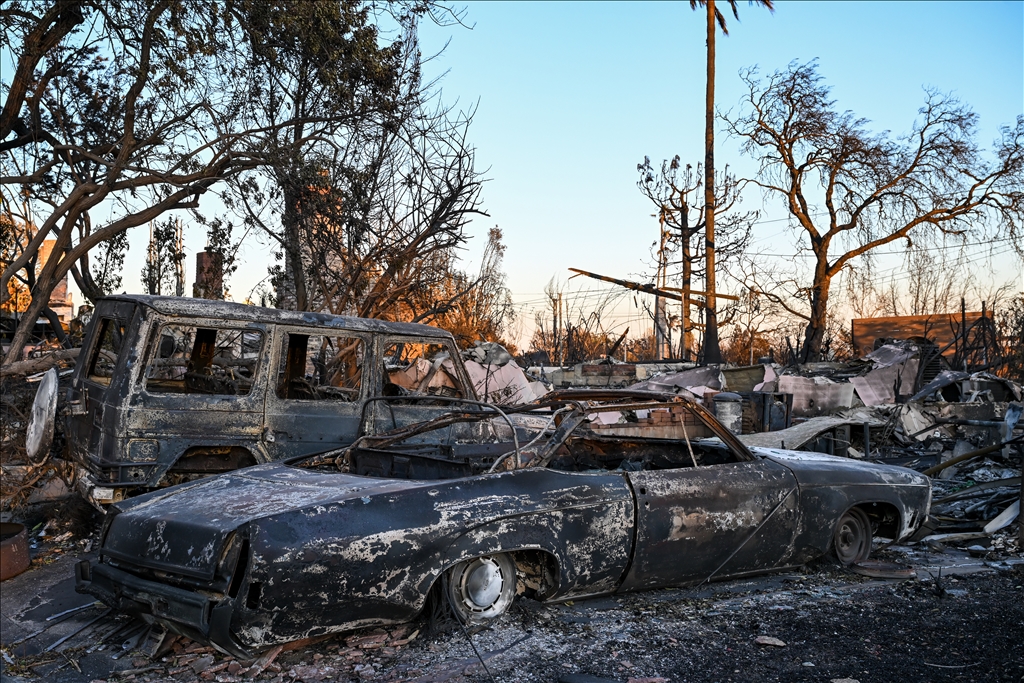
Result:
[76, 391, 931, 658]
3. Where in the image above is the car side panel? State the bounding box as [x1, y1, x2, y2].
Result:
[788, 484, 931, 564]
[443, 498, 635, 600]
[757, 449, 931, 563]
[230, 470, 634, 650]
[620, 458, 800, 591]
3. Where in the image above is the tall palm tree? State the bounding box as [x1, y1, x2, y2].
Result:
[690, 0, 773, 364]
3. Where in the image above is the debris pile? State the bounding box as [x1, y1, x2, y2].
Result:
[619, 339, 1023, 550]
[1, 358, 77, 513]
[462, 341, 550, 404]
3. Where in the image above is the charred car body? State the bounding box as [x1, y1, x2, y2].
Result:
[65, 295, 518, 506]
[77, 391, 931, 658]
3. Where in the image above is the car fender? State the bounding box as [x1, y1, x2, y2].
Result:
[440, 493, 635, 601]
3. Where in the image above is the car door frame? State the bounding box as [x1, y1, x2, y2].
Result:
[260, 325, 373, 460]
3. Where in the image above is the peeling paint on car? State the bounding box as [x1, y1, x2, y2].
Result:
[76, 390, 932, 659]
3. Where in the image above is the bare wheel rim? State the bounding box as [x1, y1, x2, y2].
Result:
[834, 508, 872, 565]
[447, 554, 515, 622]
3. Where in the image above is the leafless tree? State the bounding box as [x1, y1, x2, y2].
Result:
[725, 61, 1024, 361]
[241, 95, 488, 322]
[414, 227, 517, 348]
[530, 279, 625, 364]
[140, 218, 185, 296]
[226, 15, 500, 341]
[0, 1, 419, 364]
[998, 294, 1024, 380]
[637, 156, 754, 360]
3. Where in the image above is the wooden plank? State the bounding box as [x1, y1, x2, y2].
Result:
[850, 312, 985, 358]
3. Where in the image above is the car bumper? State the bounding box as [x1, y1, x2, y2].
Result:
[75, 560, 251, 659]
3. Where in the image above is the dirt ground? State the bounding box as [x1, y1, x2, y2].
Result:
[2, 531, 1022, 683]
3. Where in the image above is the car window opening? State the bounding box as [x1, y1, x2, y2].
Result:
[382, 341, 465, 400]
[87, 317, 128, 385]
[144, 325, 262, 396]
[276, 333, 363, 401]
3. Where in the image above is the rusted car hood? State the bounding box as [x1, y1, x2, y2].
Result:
[103, 465, 426, 580]
[751, 447, 930, 487]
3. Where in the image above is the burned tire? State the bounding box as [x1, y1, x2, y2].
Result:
[446, 554, 516, 623]
[833, 507, 872, 565]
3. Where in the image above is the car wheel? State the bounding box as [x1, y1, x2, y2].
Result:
[833, 508, 872, 565]
[446, 554, 516, 623]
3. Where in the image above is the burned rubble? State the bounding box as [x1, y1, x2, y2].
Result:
[2, 300, 1022, 683]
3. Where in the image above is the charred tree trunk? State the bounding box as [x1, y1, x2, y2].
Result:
[280, 182, 309, 312]
[70, 257, 107, 303]
[681, 206, 693, 361]
[801, 258, 832, 362]
[3, 211, 77, 363]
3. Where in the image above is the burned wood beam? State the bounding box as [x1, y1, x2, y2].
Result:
[568, 267, 740, 303]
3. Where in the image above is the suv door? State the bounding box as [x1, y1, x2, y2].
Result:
[66, 301, 140, 485]
[261, 327, 369, 460]
[132, 319, 269, 484]
[371, 336, 477, 437]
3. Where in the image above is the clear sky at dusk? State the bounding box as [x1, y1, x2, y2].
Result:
[411, 0, 1024, 340]
[101, 1, 1023, 342]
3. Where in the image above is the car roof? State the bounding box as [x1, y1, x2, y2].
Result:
[98, 295, 453, 338]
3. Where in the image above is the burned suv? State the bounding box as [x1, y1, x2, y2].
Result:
[66, 295, 495, 506]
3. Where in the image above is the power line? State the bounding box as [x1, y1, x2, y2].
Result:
[749, 236, 1019, 259]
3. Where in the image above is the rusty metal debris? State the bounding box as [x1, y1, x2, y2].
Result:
[0, 522, 30, 580]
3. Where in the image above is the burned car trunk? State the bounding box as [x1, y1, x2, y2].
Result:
[78, 391, 931, 658]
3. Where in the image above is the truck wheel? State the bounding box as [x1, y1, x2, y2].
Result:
[446, 554, 516, 623]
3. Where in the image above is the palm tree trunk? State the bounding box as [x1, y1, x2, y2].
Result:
[702, 0, 722, 364]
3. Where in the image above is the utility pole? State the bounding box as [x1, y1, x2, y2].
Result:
[680, 204, 692, 361]
[146, 221, 157, 295]
[654, 215, 670, 360]
[567, 268, 739, 305]
[749, 289, 756, 365]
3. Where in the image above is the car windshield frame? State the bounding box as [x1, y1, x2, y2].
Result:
[289, 389, 755, 475]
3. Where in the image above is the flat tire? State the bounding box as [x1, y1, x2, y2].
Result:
[833, 508, 872, 565]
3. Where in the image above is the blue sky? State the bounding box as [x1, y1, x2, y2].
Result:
[410, 1, 1024, 340]
[105, 1, 1023, 341]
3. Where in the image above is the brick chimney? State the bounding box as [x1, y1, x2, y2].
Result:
[192, 250, 223, 300]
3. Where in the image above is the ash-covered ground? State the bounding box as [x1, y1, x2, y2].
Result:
[3, 537, 1022, 683]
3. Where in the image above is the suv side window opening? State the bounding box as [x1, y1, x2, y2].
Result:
[275, 332, 364, 401]
[144, 323, 263, 396]
[382, 340, 465, 399]
[86, 317, 129, 385]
